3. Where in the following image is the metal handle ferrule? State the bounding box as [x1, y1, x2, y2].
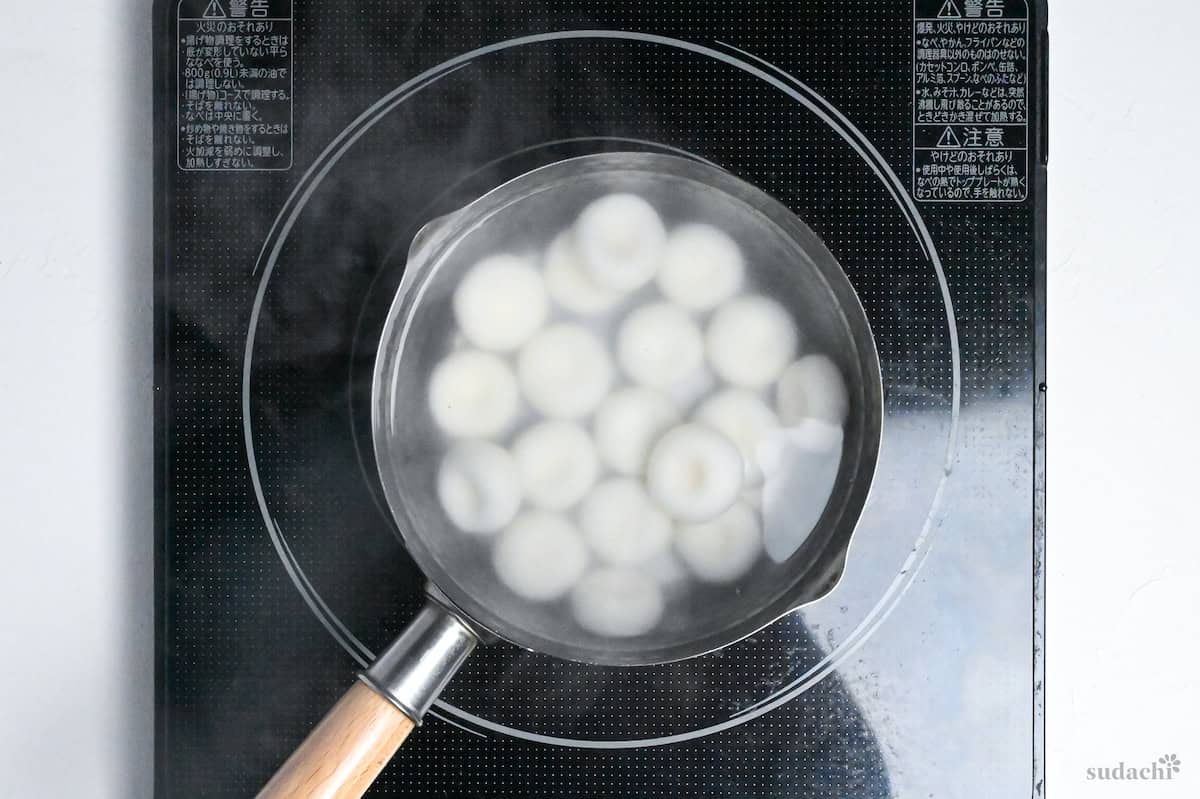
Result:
[359, 600, 478, 724]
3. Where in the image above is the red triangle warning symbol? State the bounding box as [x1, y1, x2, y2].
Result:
[937, 0, 962, 18]
[202, 0, 227, 18]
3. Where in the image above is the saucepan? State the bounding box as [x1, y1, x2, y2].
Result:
[259, 152, 883, 798]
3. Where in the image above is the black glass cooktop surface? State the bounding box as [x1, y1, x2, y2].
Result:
[154, 1, 1047, 795]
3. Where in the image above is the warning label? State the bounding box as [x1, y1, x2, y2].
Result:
[913, 0, 1029, 202]
[176, 0, 292, 171]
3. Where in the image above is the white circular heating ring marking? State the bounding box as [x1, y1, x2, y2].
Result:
[243, 31, 962, 749]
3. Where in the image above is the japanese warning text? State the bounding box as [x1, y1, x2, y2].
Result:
[913, 0, 1029, 202]
[177, 0, 293, 171]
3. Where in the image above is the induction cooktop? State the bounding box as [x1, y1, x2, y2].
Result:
[153, 1, 1047, 795]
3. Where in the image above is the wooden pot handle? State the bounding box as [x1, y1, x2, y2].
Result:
[257, 680, 415, 799]
[258, 600, 478, 798]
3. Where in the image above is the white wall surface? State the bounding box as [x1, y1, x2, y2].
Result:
[0, 1, 155, 797]
[0, 0, 1197, 796]
[1046, 1, 1200, 795]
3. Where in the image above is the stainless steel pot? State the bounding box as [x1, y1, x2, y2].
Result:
[260, 152, 882, 799]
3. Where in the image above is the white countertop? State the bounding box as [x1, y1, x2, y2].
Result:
[1, 1, 1197, 795]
